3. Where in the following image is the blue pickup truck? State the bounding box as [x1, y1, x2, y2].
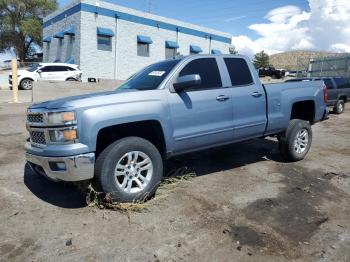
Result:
[25, 55, 328, 202]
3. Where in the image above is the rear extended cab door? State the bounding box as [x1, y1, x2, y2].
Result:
[218, 56, 267, 140]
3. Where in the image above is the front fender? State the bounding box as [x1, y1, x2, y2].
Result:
[78, 100, 170, 152]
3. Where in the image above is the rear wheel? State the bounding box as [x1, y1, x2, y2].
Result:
[279, 119, 312, 162]
[95, 137, 163, 202]
[333, 100, 345, 114]
[20, 79, 33, 90]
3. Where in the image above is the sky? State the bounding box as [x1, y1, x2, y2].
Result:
[58, 0, 311, 40]
[58, 0, 350, 57]
[1, 0, 349, 62]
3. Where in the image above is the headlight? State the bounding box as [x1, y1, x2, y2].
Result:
[48, 111, 76, 125]
[49, 129, 78, 143]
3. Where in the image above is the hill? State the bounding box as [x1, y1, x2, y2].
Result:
[269, 50, 336, 70]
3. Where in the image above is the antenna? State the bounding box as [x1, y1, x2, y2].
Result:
[146, 0, 154, 13]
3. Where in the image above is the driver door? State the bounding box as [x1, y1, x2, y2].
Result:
[167, 57, 234, 154]
[37, 66, 54, 81]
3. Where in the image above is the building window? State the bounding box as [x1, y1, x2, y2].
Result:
[165, 41, 179, 59]
[45, 43, 50, 62]
[66, 35, 75, 61]
[55, 38, 63, 62]
[137, 43, 150, 57]
[97, 35, 112, 51]
[165, 48, 176, 59]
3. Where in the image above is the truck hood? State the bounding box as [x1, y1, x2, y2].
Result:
[29, 88, 138, 110]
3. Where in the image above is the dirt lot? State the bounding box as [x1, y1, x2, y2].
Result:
[0, 92, 349, 262]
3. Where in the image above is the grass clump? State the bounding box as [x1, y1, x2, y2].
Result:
[83, 166, 196, 215]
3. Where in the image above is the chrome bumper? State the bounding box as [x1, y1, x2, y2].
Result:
[26, 152, 95, 182]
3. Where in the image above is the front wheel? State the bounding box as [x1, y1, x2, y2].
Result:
[95, 137, 163, 202]
[279, 119, 312, 162]
[20, 79, 33, 90]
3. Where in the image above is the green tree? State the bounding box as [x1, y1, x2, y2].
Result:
[0, 0, 57, 61]
[253, 50, 270, 68]
[229, 46, 238, 54]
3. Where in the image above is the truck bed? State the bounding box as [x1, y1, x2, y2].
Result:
[264, 80, 327, 135]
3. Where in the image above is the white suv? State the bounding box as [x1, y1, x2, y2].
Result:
[9, 63, 82, 90]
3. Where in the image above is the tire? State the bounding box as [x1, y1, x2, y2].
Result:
[66, 78, 78, 81]
[95, 137, 163, 202]
[333, 100, 345, 114]
[20, 79, 34, 90]
[279, 119, 312, 162]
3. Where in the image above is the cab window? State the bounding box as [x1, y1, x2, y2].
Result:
[179, 58, 222, 90]
[224, 58, 253, 86]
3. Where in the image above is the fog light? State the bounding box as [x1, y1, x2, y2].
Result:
[49, 162, 67, 171]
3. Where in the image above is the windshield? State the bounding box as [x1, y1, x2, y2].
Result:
[28, 64, 41, 72]
[119, 59, 180, 90]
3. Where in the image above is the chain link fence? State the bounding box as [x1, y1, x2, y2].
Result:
[308, 54, 350, 78]
[270, 53, 350, 79]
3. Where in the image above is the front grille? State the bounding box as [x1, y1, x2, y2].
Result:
[30, 131, 46, 145]
[27, 113, 44, 123]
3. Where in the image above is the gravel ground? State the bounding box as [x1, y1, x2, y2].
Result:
[0, 99, 349, 262]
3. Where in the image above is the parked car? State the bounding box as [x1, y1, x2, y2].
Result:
[285, 70, 305, 78]
[258, 67, 285, 79]
[285, 77, 350, 114]
[25, 55, 328, 202]
[9, 63, 82, 90]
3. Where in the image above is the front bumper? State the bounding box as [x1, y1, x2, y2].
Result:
[26, 152, 95, 182]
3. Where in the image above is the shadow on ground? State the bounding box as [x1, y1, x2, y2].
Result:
[23, 164, 87, 208]
[23, 138, 282, 208]
[164, 138, 284, 177]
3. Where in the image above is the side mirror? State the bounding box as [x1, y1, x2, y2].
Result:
[37, 69, 42, 74]
[173, 74, 201, 92]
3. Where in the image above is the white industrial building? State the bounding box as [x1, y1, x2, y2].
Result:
[42, 0, 232, 80]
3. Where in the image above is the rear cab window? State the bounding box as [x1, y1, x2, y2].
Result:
[223, 58, 253, 86]
[323, 79, 334, 90]
[179, 58, 222, 90]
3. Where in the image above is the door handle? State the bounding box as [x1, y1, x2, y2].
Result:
[251, 91, 263, 97]
[216, 95, 229, 102]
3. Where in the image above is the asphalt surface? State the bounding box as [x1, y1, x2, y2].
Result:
[0, 96, 349, 261]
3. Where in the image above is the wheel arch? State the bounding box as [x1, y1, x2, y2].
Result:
[19, 78, 35, 89]
[339, 95, 347, 102]
[95, 120, 167, 159]
[290, 100, 315, 123]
